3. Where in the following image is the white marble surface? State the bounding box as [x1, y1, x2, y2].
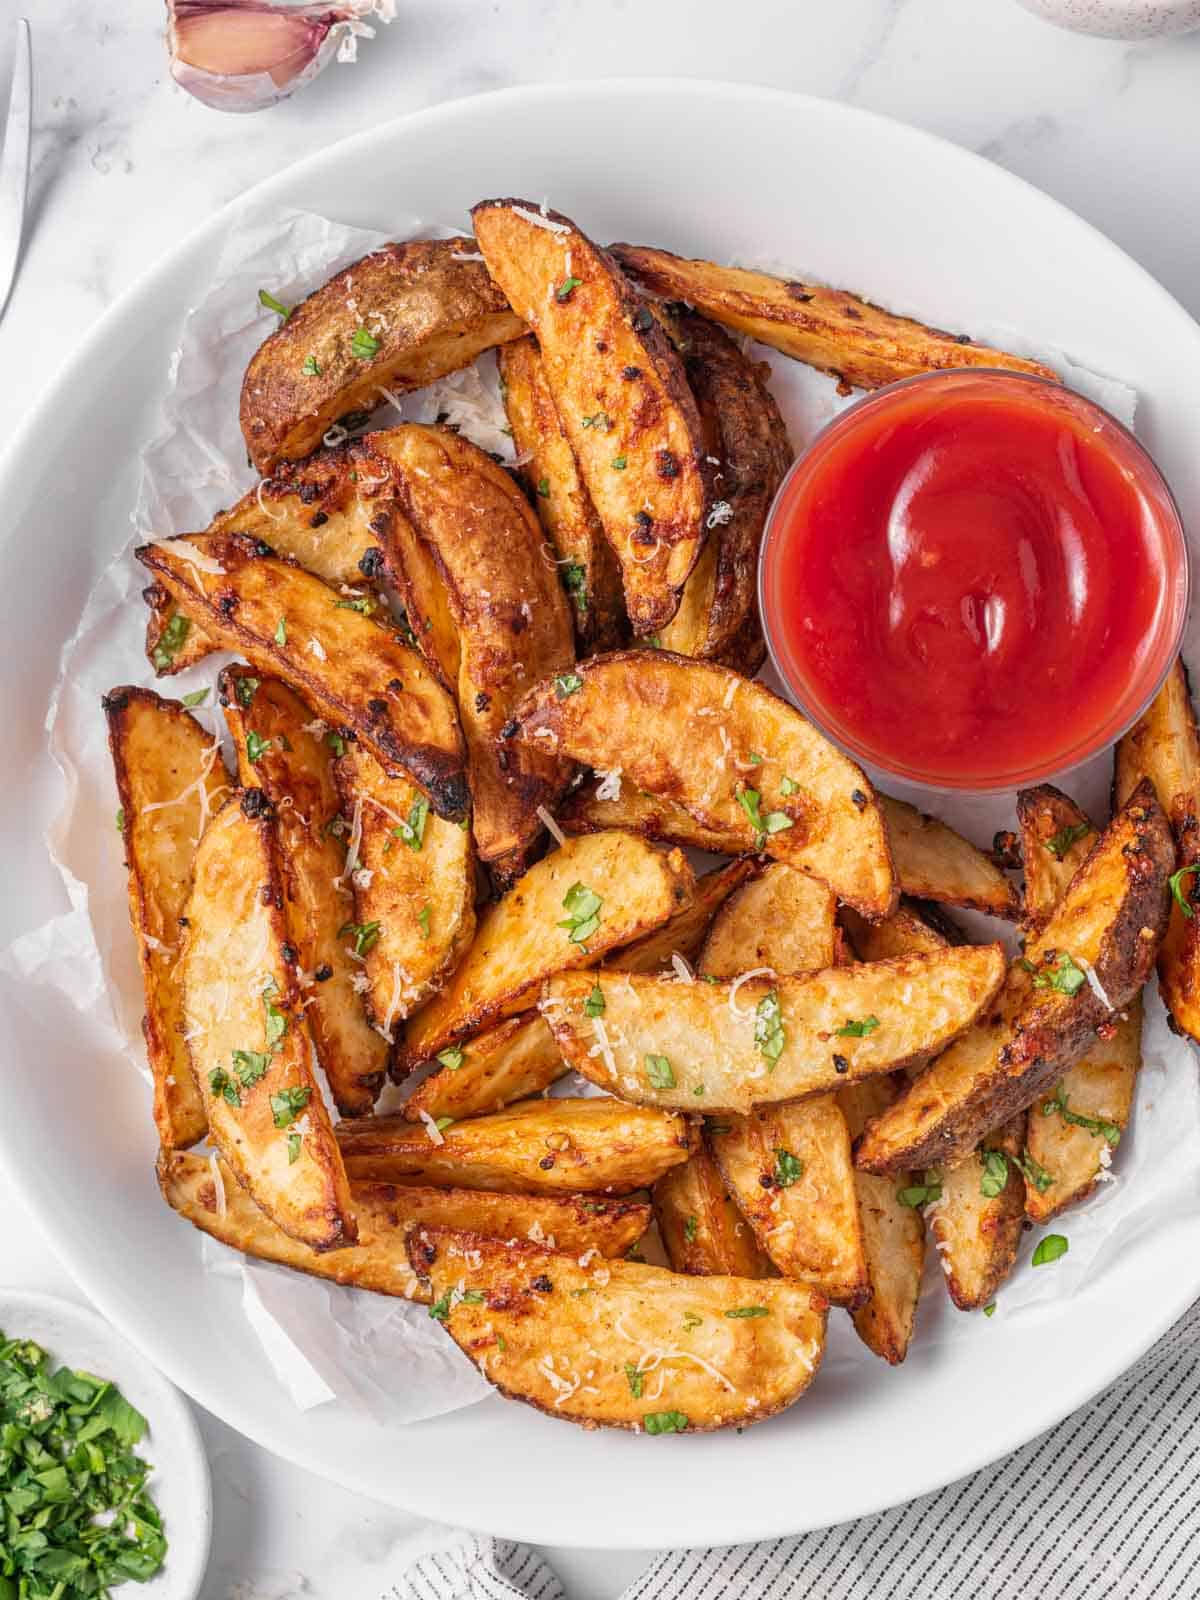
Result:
[2, 0, 1199, 1594]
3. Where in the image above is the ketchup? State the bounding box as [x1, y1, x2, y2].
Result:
[760, 372, 1187, 789]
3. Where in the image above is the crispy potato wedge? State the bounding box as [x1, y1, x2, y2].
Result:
[105, 687, 229, 1149]
[220, 667, 388, 1116]
[160, 1152, 649, 1300]
[701, 862, 836, 977]
[606, 858, 758, 975]
[653, 1147, 773, 1278]
[400, 829, 694, 1065]
[1016, 785, 1098, 932]
[331, 736, 476, 1039]
[402, 1012, 565, 1124]
[337, 1098, 694, 1195]
[473, 200, 709, 635]
[928, 1116, 1027, 1311]
[369, 424, 576, 867]
[841, 901, 956, 963]
[1115, 658, 1200, 1041]
[240, 239, 526, 475]
[499, 337, 626, 654]
[511, 652, 895, 917]
[610, 243, 1057, 392]
[708, 1106, 868, 1307]
[856, 781, 1172, 1175]
[143, 444, 398, 676]
[543, 945, 1005, 1113]
[408, 1227, 826, 1432]
[137, 531, 468, 819]
[181, 790, 355, 1250]
[559, 775, 745, 854]
[657, 307, 792, 671]
[880, 796, 1019, 920]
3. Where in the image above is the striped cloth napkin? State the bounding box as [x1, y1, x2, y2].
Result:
[390, 1295, 1200, 1599]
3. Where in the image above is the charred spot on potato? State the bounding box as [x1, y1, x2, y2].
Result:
[531, 1274, 554, 1293]
[632, 307, 654, 332]
[309, 510, 329, 528]
[314, 963, 333, 982]
[367, 698, 389, 717]
[475, 691, 491, 713]
[538, 1154, 555, 1170]
[595, 340, 608, 354]
[500, 719, 519, 741]
[241, 788, 272, 820]
[991, 829, 1021, 868]
[844, 307, 863, 321]
[833, 1054, 849, 1074]
[359, 546, 386, 577]
[622, 365, 642, 380]
[281, 941, 298, 966]
[101, 690, 130, 713]
[253, 539, 275, 558]
[217, 593, 240, 617]
[656, 450, 680, 480]
[851, 789, 868, 812]
[785, 282, 814, 302]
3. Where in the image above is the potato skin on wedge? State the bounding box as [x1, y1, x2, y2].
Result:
[880, 796, 1019, 920]
[654, 1147, 773, 1278]
[399, 829, 695, 1066]
[370, 423, 576, 867]
[105, 687, 230, 1149]
[1016, 785, 1097, 934]
[220, 667, 389, 1116]
[160, 1153, 650, 1301]
[337, 1098, 694, 1195]
[402, 1013, 566, 1124]
[473, 200, 709, 635]
[510, 651, 895, 918]
[542, 946, 1005, 1114]
[240, 239, 526, 475]
[408, 1227, 826, 1432]
[181, 790, 356, 1250]
[856, 781, 1172, 1175]
[928, 1116, 1027, 1312]
[610, 243, 1057, 392]
[499, 336, 626, 654]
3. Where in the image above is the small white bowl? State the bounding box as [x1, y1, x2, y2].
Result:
[0, 1290, 212, 1600]
[1013, 0, 1200, 38]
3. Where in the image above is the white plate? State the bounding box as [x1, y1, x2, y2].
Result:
[2, 80, 1200, 1549]
[0, 1291, 211, 1598]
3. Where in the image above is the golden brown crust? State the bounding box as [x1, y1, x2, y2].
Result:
[1015, 785, 1097, 931]
[700, 861, 837, 977]
[605, 857, 759, 974]
[653, 1147, 774, 1278]
[929, 1116, 1027, 1311]
[402, 1012, 565, 1123]
[240, 239, 526, 475]
[880, 796, 1020, 920]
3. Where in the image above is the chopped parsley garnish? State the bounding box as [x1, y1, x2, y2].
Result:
[115, 808, 125, 833]
[1029, 952, 1087, 996]
[436, 1045, 466, 1072]
[555, 276, 582, 301]
[736, 787, 794, 849]
[263, 982, 288, 1050]
[1169, 864, 1200, 919]
[338, 920, 381, 957]
[611, 454, 628, 471]
[417, 904, 432, 940]
[334, 594, 378, 615]
[208, 1066, 241, 1107]
[836, 1015, 880, 1038]
[1017, 1149, 1055, 1193]
[231, 1048, 271, 1088]
[428, 1291, 452, 1323]
[1032, 1233, 1069, 1267]
[983, 1302, 997, 1317]
[0, 1329, 167, 1593]
[182, 687, 210, 707]
[245, 730, 272, 765]
[273, 616, 287, 646]
[779, 775, 799, 796]
[754, 990, 785, 1067]
[1046, 821, 1092, 859]
[435, 1116, 453, 1132]
[1041, 1082, 1121, 1145]
[392, 795, 429, 852]
[724, 1306, 769, 1319]
[773, 1147, 803, 1188]
[460, 1289, 485, 1305]
[681, 1312, 702, 1332]
[683, 1215, 698, 1243]
[351, 326, 381, 360]
[748, 752, 763, 765]
[558, 882, 602, 944]
[235, 675, 259, 708]
[584, 984, 606, 1018]
[537, 477, 551, 499]
[554, 672, 584, 699]
[302, 353, 322, 376]
[624, 1362, 644, 1398]
[692, 1084, 706, 1097]
[644, 1054, 675, 1090]
[979, 1149, 1009, 1198]
[327, 731, 346, 758]
[643, 1411, 689, 1435]
[152, 611, 191, 671]
[287, 1132, 302, 1164]
[580, 411, 612, 430]
[258, 287, 291, 320]
[270, 1085, 311, 1128]
[897, 1170, 943, 1208]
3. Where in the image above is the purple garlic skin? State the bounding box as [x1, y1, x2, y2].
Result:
[166, 0, 391, 113]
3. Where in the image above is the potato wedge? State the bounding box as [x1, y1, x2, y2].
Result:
[105, 687, 230, 1149]
[137, 531, 468, 819]
[542, 945, 1005, 1114]
[499, 336, 626, 654]
[559, 775, 744, 854]
[473, 200, 708, 635]
[181, 790, 355, 1250]
[653, 1148, 773, 1278]
[701, 862, 836, 977]
[331, 736, 475, 1040]
[606, 858, 758, 975]
[928, 1116, 1027, 1311]
[143, 444, 398, 676]
[240, 239, 526, 475]
[1016, 785, 1098, 932]
[1115, 657, 1200, 1041]
[610, 243, 1057, 393]
[841, 901, 956, 963]
[408, 1227, 826, 1432]
[708, 1106, 868, 1307]
[880, 796, 1019, 920]
[219, 667, 388, 1116]
[160, 1152, 649, 1300]
[510, 652, 895, 918]
[657, 307, 792, 670]
[399, 829, 694, 1065]
[337, 1098, 694, 1195]
[402, 1013, 565, 1124]
[856, 781, 1172, 1175]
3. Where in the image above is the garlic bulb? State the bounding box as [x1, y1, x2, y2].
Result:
[166, 0, 395, 114]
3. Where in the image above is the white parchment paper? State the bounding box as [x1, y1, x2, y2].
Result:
[5, 203, 1200, 1416]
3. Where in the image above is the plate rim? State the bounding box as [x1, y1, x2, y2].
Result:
[4, 76, 1200, 1549]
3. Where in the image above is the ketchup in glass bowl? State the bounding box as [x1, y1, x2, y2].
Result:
[758, 370, 1189, 791]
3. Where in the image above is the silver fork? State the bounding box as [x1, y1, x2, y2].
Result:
[0, 18, 31, 323]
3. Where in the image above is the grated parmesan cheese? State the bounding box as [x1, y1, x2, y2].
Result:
[514, 204, 569, 234]
[671, 952, 695, 985]
[147, 535, 226, 575]
[418, 1109, 446, 1146]
[706, 500, 734, 529]
[255, 480, 286, 522]
[208, 1153, 227, 1217]
[728, 967, 776, 1020]
[307, 637, 327, 661]
[537, 805, 566, 847]
[594, 768, 622, 802]
[1079, 956, 1115, 1012]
